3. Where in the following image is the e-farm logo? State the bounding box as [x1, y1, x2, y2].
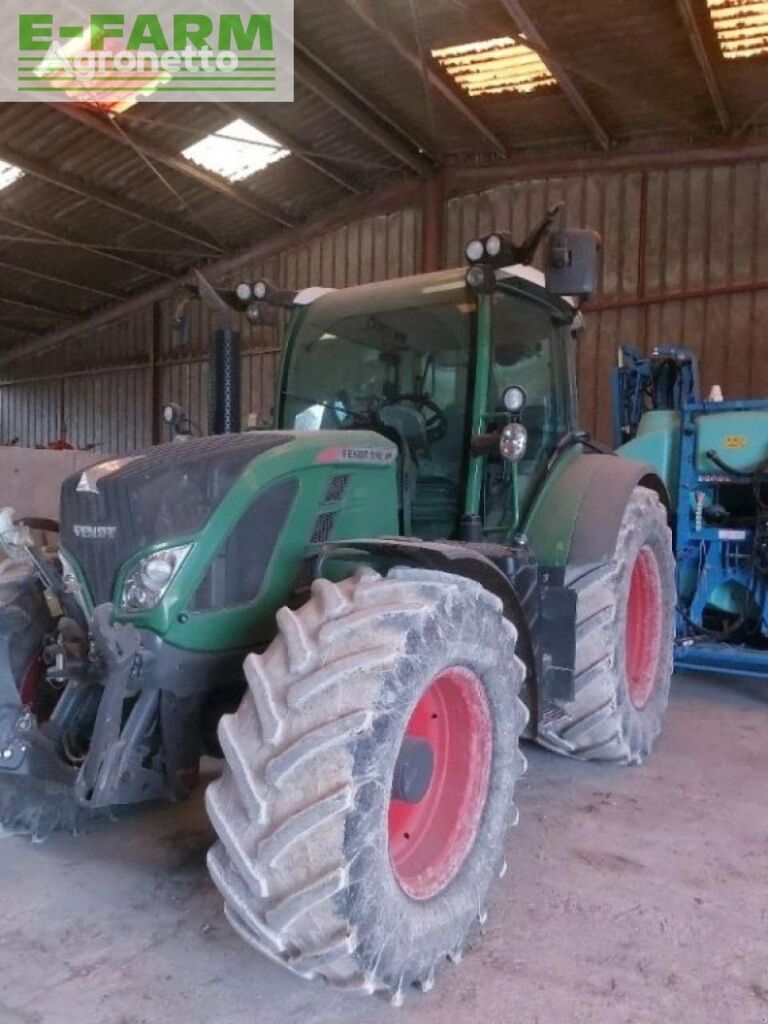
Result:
[4, 1, 293, 104]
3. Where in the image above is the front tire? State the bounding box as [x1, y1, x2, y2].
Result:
[0, 560, 79, 840]
[537, 486, 675, 764]
[206, 567, 528, 1001]
[0, 560, 52, 710]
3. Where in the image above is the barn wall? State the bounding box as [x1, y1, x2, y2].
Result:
[446, 159, 768, 443]
[0, 207, 422, 452]
[1, 154, 766, 450]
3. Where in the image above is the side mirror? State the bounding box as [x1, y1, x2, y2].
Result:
[546, 229, 602, 301]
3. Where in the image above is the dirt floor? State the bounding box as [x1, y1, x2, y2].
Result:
[1, 672, 766, 1024]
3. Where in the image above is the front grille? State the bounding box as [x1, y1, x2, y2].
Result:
[60, 433, 294, 605]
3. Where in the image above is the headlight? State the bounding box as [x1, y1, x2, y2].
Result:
[235, 282, 252, 303]
[121, 544, 192, 612]
[500, 422, 528, 463]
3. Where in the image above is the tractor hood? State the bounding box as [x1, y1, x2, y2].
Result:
[60, 433, 294, 606]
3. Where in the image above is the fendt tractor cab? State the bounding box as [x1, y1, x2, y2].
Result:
[0, 207, 675, 1002]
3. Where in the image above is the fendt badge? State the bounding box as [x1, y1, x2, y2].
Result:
[73, 525, 117, 539]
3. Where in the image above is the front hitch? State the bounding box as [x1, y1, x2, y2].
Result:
[73, 605, 167, 808]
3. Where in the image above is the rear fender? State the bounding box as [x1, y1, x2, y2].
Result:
[524, 450, 668, 576]
[521, 452, 668, 706]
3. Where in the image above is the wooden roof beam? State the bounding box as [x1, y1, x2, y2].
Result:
[0, 256, 124, 300]
[675, 0, 731, 132]
[0, 212, 176, 282]
[341, 0, 507, 156]
[0, 321, 44, 340]
[0, 292, 78, 320]
[294, 47, 435, 176]
[0, 142, 224, 253]
[221, 101, 363, 195]
[54, 104, 297, 229]
[295, 40, 437, 161]
[500, 0, 611, 150]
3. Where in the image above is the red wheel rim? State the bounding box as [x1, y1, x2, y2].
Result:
[625, 546, 663, 710]
[388, 666, 492, 900]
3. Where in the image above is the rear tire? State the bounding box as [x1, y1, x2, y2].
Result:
[537, 486, 674, 764]
[206, 567, 528, 1001]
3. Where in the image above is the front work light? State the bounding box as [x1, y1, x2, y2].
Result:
[251, 280, 298, 308]
[464, 238, 485, 263]
[502, 385, 527, 413]
[465, 264, 496, 293]
[484, 231, 516, 261]
[246, 302, 279, 326]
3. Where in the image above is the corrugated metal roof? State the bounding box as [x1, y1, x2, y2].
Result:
[0, 0, 765, 352]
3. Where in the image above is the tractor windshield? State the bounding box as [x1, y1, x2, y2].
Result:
[281, 271, 473, 535]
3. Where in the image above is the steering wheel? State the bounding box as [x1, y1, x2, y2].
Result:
[382, 394, 448, 443]
[339, 407, 382, 430]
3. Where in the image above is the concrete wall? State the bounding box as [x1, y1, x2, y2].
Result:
[1, 148, 766, 448]
[0, 447, 107, 522]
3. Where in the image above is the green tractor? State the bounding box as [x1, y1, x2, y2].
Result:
[0, 210, 675, 1002]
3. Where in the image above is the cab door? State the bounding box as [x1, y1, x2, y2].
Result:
[482, 283, 575, 536]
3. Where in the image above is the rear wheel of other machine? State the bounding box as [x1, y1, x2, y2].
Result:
[537, 486, 674, 765]
[206, 567, 528, 1001]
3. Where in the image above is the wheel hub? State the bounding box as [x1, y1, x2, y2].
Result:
[391, 736, 434, 804]
[388, 665, 492, 901]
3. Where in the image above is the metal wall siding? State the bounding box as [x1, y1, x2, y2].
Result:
[2, 158, 767, 450]
[0, 208, 421, 452]
[448, 159, 768, 442]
